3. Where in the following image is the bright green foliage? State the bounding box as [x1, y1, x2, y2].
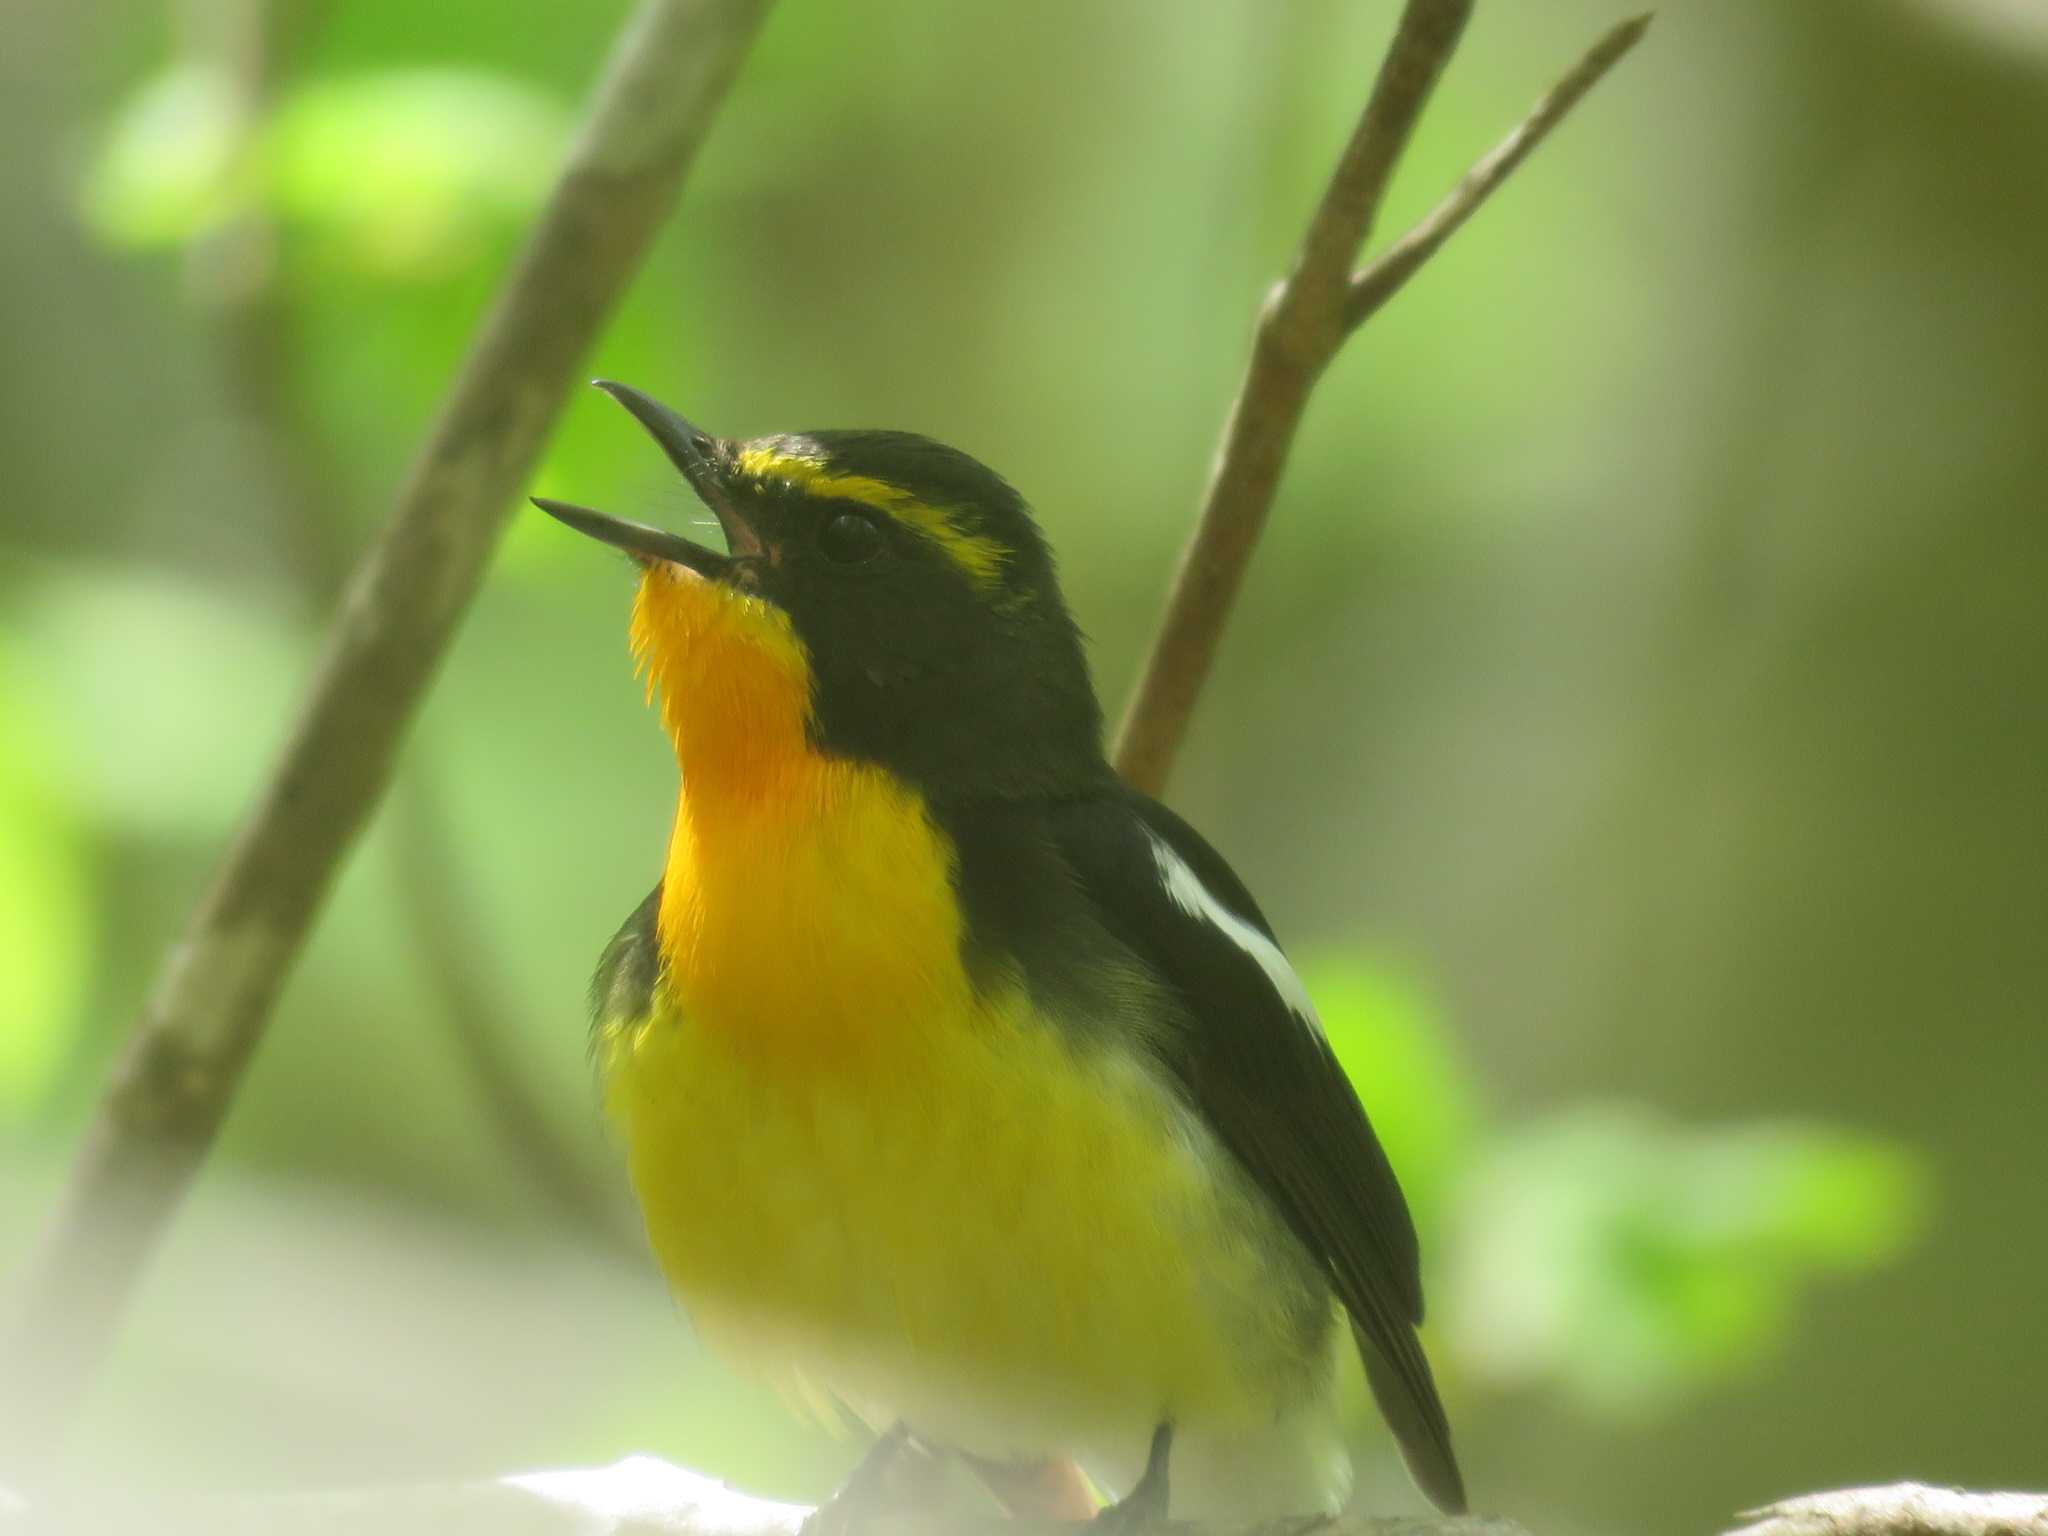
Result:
[1442, 1107, 1930, 1413]
[0, 651, 90, 1113]
[1306, 965, 1929, 1415]
[1303, 956, 1481, 1239]
[78, 67, 244, 248]
[266, 71, 568, 276]
[20, 572, 305, 838]
[82, 67, 569, 277]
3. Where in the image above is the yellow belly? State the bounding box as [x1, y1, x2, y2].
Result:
[602, 562, 1350, 1512]
[597, 731, 1332, 1465]
[601, 987, 1309, 1456]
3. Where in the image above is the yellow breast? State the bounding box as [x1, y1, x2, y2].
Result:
[600, 756, 1310, 1453]
[600, 559, 1323, 1459]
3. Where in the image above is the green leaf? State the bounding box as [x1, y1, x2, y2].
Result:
[1442, 1106, 1930, 1415]
[0, 647, 92, 1114]
[265, 70, 569, 278]
[78, 65, 243, 248]
[1300, 955, 1482, 1238]
[81, 67, 570, 277]
[19, 569, 306, 838]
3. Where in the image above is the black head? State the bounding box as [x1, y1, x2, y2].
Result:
[535, 382, 1108, 802]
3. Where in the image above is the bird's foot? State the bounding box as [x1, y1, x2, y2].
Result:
[801, 1423, 942, 1536]
[1091, 1423, 1172, 1532]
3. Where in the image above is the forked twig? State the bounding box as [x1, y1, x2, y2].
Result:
[1113, 7, 1650, 795]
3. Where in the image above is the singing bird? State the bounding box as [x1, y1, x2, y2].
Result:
[533, 382, 1465, 1523]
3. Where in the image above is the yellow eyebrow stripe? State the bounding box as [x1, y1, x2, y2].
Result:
[736, 446, 1009, 589]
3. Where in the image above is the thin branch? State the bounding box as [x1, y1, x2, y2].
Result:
[1111, 6, 1648, 796]
[1280, 0, 1473, 352]
[2, 0, 770, 1469]
[1346, 15, 1651, 330]
[1111, 0, 1470, 794]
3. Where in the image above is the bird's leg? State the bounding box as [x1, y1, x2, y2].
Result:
[800, 1422, 942, 1536]
[1092, 1422, 1172, 1529]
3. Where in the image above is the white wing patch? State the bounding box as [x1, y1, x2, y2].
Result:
[1147, 833, 1322, 1030]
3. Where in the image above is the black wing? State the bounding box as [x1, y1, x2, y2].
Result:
[1043, 789, 1466, 1514]
[590, 882, 664, 1031]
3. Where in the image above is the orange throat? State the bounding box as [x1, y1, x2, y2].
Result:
[630, 564, 971, 1070]
[630, 563, 815, 801]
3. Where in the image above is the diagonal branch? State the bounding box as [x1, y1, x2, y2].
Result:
[185, 0, 632, 1254]
[2, 0, 772, 1470]
[1112, 5, 1649, 797]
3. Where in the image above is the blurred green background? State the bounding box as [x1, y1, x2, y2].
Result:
[3, 0, 2044, 1531]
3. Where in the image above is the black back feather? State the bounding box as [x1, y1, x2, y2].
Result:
[950, 786, 1467, 1514]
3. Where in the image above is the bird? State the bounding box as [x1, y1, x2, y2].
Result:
[531, 380, 1467, 1525]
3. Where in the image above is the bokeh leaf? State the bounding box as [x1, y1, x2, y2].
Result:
[20, 570, 306, 839]
[1443, 1106, 1931, 1415]
[78, 65, 242, 248]
[82, 67, 569, 278]
[266, 70, 568, 277]
[1304, 955, 1481, 1239]
[0, 648, 92, 1115]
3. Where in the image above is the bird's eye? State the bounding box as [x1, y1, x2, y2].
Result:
[819, 511, 884, 564]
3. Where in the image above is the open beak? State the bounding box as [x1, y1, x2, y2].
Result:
[531, 381, 758, 577]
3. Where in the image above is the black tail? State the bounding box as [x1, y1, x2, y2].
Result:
[1355, 1323, 1467, 1514]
